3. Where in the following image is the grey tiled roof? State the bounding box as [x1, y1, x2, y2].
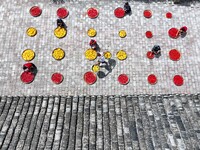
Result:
[0, 95, 200, 149]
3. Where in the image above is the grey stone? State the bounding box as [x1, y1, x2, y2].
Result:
[0, 95, 200, 149]
[102, 96, 111, 150]
[23, 96, 42, 150]
[82, 96, 90, 150]
[0, 97, 19, 149]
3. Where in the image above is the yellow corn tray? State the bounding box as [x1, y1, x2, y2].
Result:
[92, 64, 100, 72]
[119, 30, 126, 38]
[26, 27, 37, 37]
[22, 49, 35, 61]
[52, 48, 65, 60]
[54, 27, 67, 38]
[116, 50, 127, 60]
[85, 49, 97, 60]
[87, 28, 97, 37]
[104, 51, 112, 59]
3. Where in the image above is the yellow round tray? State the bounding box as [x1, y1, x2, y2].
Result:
[52, 48, 65, 60]
[119, 30, 126, 38]
[54, 27, 67, 38]
[22, 49, 35, 61]
[104, 51, 112, 59]
[116, 50, 127, 60]
[26, 27, 37, 37]
[92, 64, 100, 72]
[85, 49, 97, 60]
[87, 28, 97, 37]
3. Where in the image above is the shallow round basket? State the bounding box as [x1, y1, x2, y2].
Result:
[116, 50, 127, 60]
[173, 75, 184, 86]
[147, 74, 157, 85]
[85, 49, 97, 61]
[52, 48, 65, 60]
[57, 7, 69, 19]
[119, 30, 127, 38]
[87, 8, 99, 19]
[22, 49, 35, 61]
[114, 7, 125, 18]
[30, 6, 42, 17]
[26, 27, 37, 37]
[145, 31, 153, 38]
[168, 28, 179, 39]
[146, 51, 154, 59]
[118, 74, 129, 85]
[87, 28, 97, 37]
[169, 49, 181, 61]
[104, 51, 112, 59]
[143, 10, 152, 18]
[21, 71, 35, 84]
[54, 27, 67, 38]
[84, 71, 97, 85]
[92, 65, 100, 72]
[51, 73, 64, 84]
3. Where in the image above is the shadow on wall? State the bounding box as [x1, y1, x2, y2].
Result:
[129, 0, 199, 6]
[51, 0, 200, 6]
[52, 0, 65, 4]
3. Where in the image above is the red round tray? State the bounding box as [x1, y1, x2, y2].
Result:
[173, 75, 184, 86]
[169, 49, 181, 61]
[114, 7, 125, 18]
[87, 8, 99, 19]
[166, 12, 172, 19]
[143, 10, 152, 18]
[147, 74, 157, 85]
[84, 71, 97, 85]
[30, 6, 42, 17]
[21, 71, 35, 84]
[51, 73, 64, 84]
[146, 31, 153, 38]
[118, 74, 129, 85]
[57, 8, 69, 19]
[168, 28, 179, 39]
[147, 51, 154, 59]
